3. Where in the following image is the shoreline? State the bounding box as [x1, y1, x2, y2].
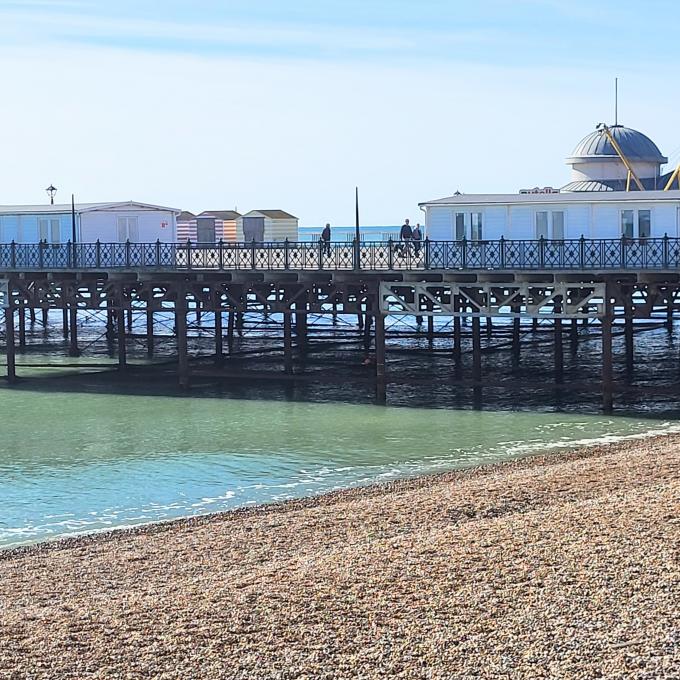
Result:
[1, 429, 676, 561]
[1, 433, 678, 678]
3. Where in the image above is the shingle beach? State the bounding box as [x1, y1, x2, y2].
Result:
[1, 436, 678, 679]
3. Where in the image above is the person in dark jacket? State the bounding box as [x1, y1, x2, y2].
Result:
[412, 223, 422, 256]
[321, 223, 331, 256]
[398, 219, 413, 257]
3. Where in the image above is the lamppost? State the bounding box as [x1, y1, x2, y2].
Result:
[46, 184, 57, 205]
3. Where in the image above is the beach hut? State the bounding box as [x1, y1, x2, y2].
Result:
[236, 210, 299, 242]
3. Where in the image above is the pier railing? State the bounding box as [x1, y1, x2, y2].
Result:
[1, 236, 680, 271]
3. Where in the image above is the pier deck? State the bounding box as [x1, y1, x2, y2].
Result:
[3, 238, 680, 412]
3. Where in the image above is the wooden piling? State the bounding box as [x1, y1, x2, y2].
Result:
[602, 295, 614, 413]
[283, 310, 293, 374]
[624, 303, 634, 375]
[472, 315, 482, 406]
[214, 310, 223, 364]
[117, 304, 127, 371]
[146, 307, 154, 356]
[375, 311, 386, 404]
[453, 296, 462, 363]
[68, 306, 80, 357]
[227, 310, 235, 353]
[176, 294, 189, 388]
[18, 305, 26, 348]
[4, 308, 16, 383]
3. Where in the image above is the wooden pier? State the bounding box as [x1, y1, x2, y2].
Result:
[2, 237, 680, 412]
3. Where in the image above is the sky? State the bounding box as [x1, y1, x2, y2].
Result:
[1, 0, 680, 225]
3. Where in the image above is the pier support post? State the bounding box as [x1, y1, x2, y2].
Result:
[375, 311, 386, 404]
[570, 318, 579, 351]
[106, 300, 115, 341]
[666, 293, 673, 333]
[41, 308, 48, 330]
[126, 308, 133, 334]
[511, 302, 521, 368]
[68, 306, 80, 357]
[117, 305, 127, 372]
[62, 308, 69, 339]
[4, 308, 16, 383]
[554, 317, 563, 384]
[18, 305, 26, 348]
[176, 293, 189, 389]
[427, 306, 434, 347]
[472, 315, 482, 405]
[624, 302, 634, 376]
[227, 310, 235, 353]
[146, 307, 154, 356]
[453, 296, 462, 365]
[602, 293, 614, 414]
[29, 306, 35, 324]
[214, 309, 223, 365]
[363, 313, 373, 352]
[485, 316, 492, 340]
[283, 310, 293, 374]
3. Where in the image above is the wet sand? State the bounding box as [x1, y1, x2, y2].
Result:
[1, 435, 678, 679]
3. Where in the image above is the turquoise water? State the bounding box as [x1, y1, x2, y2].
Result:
[1, 387, 675, 549]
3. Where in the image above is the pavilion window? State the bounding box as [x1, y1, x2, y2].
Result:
[471, 213, 483, 241]
[455, 213, 466, 240]
[638, 210, 651, 239]
[535, 212, 549, 239]
[39, 219, 48, 242]
[552, 211, 565, 240]
[621, 210, 634, 239]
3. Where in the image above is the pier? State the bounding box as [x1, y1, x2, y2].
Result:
[3, 236, 680, 413]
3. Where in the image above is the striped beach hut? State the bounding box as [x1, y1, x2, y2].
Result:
[236, 210, 299, 242]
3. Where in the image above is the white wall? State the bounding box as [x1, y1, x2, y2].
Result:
[80, 210, 176, 242]
[426, 207, 453, 240]
[424, 198, 680, 240]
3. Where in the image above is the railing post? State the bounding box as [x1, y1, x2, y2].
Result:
[125, 239, 131, 267]
[663, 233, 669, 268]
[284, 238, 289, 269]
[38, 239, 44, 269]
[218, 239, 223, 270]
[579, 235, 585, 269]
[66, 240, 72, 268]
[251, 239, 256, 270]
[387, 238, 394, 270]
[499, 235, 505, 269]
[156, 239, 161, 267]
[187, 239, 192, 270]
[539, 235, 545, 268]
[318, 238, 323, 270]
[353, 237, 360, 271]
[462, 236, 467, 270]
[72, 239, 78, 268]
[424, 237, 430, 270]
[620, 234, 626, 268]
[96, 239, 101, 268]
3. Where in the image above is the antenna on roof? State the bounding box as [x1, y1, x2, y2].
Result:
[614, 77, 618, 126]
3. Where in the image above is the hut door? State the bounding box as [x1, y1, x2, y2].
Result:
[243, 216, 265, 242]
[196, 217, 216, 243]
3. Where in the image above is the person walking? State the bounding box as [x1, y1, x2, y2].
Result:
[412, 223, 423, 256]
[399, 219, 413, 257]
[321, 223, 332, 256]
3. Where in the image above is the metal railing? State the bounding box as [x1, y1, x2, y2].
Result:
[0, 236, 679, 271]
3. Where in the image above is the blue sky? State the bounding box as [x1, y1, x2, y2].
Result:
[1, 0, 679, 224]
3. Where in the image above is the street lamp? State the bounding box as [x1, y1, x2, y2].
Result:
[46, 184, 57, 205]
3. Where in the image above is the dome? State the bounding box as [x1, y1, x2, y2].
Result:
[568, 125, 667, 164]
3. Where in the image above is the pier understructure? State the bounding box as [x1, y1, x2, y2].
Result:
[2, 238, 680, 413]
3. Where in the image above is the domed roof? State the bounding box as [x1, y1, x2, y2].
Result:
[568, 125, 667, 164]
